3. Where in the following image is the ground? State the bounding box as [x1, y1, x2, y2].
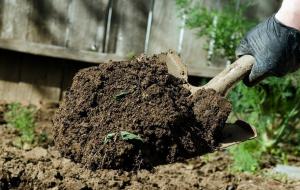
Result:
[0, 103, 299, 190]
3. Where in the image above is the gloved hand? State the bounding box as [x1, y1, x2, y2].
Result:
[236, 15, 300, 86]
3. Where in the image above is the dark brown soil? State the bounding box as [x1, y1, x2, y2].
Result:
[53, 55, 231, 170]
[0, 103, 298, 190]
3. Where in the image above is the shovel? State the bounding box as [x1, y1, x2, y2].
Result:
[158, 51, 257, 149]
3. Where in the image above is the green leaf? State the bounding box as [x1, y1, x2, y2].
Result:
[114, 91, 129, 101]
[4, 103, 36, 145]
[120, 131, 143, 142]
[103, 133, 116, 144]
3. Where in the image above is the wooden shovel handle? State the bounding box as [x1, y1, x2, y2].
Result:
[191, 55, 255, 96]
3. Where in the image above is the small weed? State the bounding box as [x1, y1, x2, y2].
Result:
[4, 103, 36, 145]
[120, 131, 143, 142]
[126, 51, 136, 60]
[104, 133, 116, 144]
[229, 141, 260, 172]
[38, 131, 48, 143]
[114, 91, 130, 101]
[103, 131, 143, 144]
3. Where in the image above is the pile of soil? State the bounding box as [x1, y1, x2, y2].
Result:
[0, 103, 298, 190]
[53, 55, 231, 170]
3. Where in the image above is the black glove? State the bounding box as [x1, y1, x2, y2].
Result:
[236, 15, 300, 86]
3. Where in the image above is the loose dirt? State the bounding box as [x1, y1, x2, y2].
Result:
[53, 55, 231, 170]
[0, 102, 298, 190]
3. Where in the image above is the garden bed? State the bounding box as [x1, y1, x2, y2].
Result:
[0, 101, 299, 190]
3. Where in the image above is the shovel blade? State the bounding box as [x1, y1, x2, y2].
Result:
[219, 120, 257, 149]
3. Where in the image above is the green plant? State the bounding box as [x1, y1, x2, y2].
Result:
[229, 140, 260, 172]
[103, 131, 143, 144]
[104, 133, 116, 144]
[4, 103, 36, 145]
[126, 51, 136, 60]
[38, 131, 48, 144]
[114, 91, 130, 101]
[229, 72, 300, 172]
[177, 0, 255, 62]
[120, 131, 143, 142]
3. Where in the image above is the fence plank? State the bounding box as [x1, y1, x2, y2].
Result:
[147, 0, 181, 54]
[181, 28, 225, 77]
[26, 0, 70, 46]
[17, 55, 63, 105]
[0, 50, 21, 102]
[0, 0, 31, 40]
[0, 0, 4, 33]
[107, 0, 150, 56]
[66, 0, 109, 52]
[0, 39, 125, 63]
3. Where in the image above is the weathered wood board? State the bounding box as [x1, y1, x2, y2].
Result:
[147, 0, 181, 54]
[0, 39, 125, 64]
[17, 55, 63, 105]
[0, 0, 3, 33]
[0, 50, 21, 102]
[0, 0, 31, 40]
[109, 0, 150, 56]
[26, 0, 70, 46]
[0, 49, 88, 105]
[66, 0, 109, 52]
[181, 29, 224, 77]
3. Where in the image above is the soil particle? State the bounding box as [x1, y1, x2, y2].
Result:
[22, 147, 48, 160]
[53, 55, 232, 170]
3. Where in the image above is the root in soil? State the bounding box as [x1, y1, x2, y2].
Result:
[53, 55, 231, 170]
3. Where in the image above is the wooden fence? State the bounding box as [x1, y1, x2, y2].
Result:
[0, 0, 280, 105]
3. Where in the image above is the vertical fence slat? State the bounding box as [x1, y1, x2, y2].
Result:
[107, 0, 150, 56]
[0, 0, 31, 40]
[181, 29, 225, 77]
[26, 0, 71, 46]
[66, 0, 109, 52]
[0, 50, 21, 102]
[147, 0, 181, 54]
[17, 55, 63, 105]
[0, 0, 4, 33]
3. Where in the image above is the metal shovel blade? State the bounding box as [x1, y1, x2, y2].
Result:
[219, 120, 257, 149]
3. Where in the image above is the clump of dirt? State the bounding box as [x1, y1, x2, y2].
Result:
[192, 89, 232, 145]
[53, 55, 231, 170]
